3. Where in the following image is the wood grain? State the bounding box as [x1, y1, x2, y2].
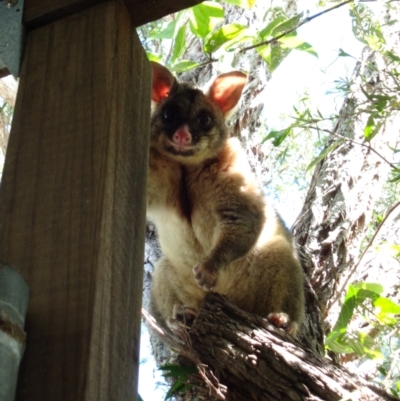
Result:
[0, 2, 150, 400]
[23, 0, 204, 29]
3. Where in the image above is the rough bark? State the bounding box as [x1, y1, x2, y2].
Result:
[160, 292, 397, 401]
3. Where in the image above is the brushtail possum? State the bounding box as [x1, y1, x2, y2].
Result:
[148, 62, 305, 335]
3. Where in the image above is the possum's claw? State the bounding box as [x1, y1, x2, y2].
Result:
[192, 262, 217, 290]
[267, 312, 298, 336]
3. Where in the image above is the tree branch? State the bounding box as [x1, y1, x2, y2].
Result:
[304, 125, 398, 170]
[186, 292, 398, 401]
[239, 0, 355, 53]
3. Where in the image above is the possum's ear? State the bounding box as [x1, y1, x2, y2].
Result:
[208, 71, 247, 114]
[151, 61, 176, 103]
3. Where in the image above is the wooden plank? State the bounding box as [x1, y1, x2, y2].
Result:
[0, 2, 150, 400]
[23, 0, 204, 29]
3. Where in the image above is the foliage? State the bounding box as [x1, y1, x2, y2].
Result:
[262, 1, 400, 181]
[138, 0, 317, 73]
[326, 282, 400, 397]
[158, 364, 198, 400]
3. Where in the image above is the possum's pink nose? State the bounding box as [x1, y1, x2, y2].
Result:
[173, 128, 192, 148]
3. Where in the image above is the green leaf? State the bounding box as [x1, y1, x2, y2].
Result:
[350, 3, 385, 50]
[363, 113, 383, 141]
[221, 0, 256, 9]
[189, 1, 224, 39]
[374, 297, 400, 315]
[346, 337, 366, 356]
[385, 50, 400, 63]
[325, 337, 353, 353]
[148, 19, 177, 39]
[146, 52, 163, 63]
[263, 126, 292, 146]
[204, 23, 250, 53]
[332, 291, 357, 333]
[164, 381, 186, 400]
[170, 24, 187, 63]
[307, 141, 343, 171]
[169, 60, 201, 73]
[159, 364, 198, 379]
[338, 48, 354, 58]
[278, 36, 318, 58]
[389, 168, 400, 183]
[138, 394, 144, 401]
[257, 41, 291, 73]
[259, 15, 287, 38]
[272, 12, 303, 35]
[351, 282, 384, 296]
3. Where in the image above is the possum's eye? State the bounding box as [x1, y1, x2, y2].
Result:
[198, 112, 214, 129]
[162, 106, 178, 124]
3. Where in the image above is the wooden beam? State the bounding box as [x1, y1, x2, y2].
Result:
[0, 2, 150, 400]
[23, 0, 204, 29]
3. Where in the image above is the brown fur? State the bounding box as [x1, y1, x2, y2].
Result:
[148, 62, 305, 335]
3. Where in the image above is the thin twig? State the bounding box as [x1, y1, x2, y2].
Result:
[305, 125, 398, 169]
[239, 0, 355, 53]
[142, 308, 227, 400]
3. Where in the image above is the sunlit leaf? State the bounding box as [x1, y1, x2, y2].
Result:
[374, 297, 400, 315]
[325, 337, 353, 353]
[148, 19, 177, 39]
[307, 141, 343, 171]
[259, 15, 287, 39]
[332, 291, 357, 333]
[146, 52, 163, 63]
[346, 337, 366, 356]
[170, 24, 187, 63]
[189, 1, 224, 39]
[204, 24, 251, 53]
[272, 12, 303, 35]
[278, 36, 318, 58]
[350, 3, 385, 50]
[221, 0, 256, 9]
[351, 282, 384, 296]
[257, 41, 292, 73]
[262, 126, 293, 146]
[364, 113, 383, 141]
[169, 60, 201, 72]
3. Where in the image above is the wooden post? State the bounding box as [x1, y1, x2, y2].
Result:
[0, 1, 150, 400]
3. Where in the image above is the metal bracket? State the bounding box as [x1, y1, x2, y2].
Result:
[0, 0, 25, 78]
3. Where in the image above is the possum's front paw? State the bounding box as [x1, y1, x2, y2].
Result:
[192, 262, 217, 290]
[267, 312, 298, 336]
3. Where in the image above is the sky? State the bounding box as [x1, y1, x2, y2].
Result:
[262, 1, 364, 129]
[138, 2, 369, 400]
